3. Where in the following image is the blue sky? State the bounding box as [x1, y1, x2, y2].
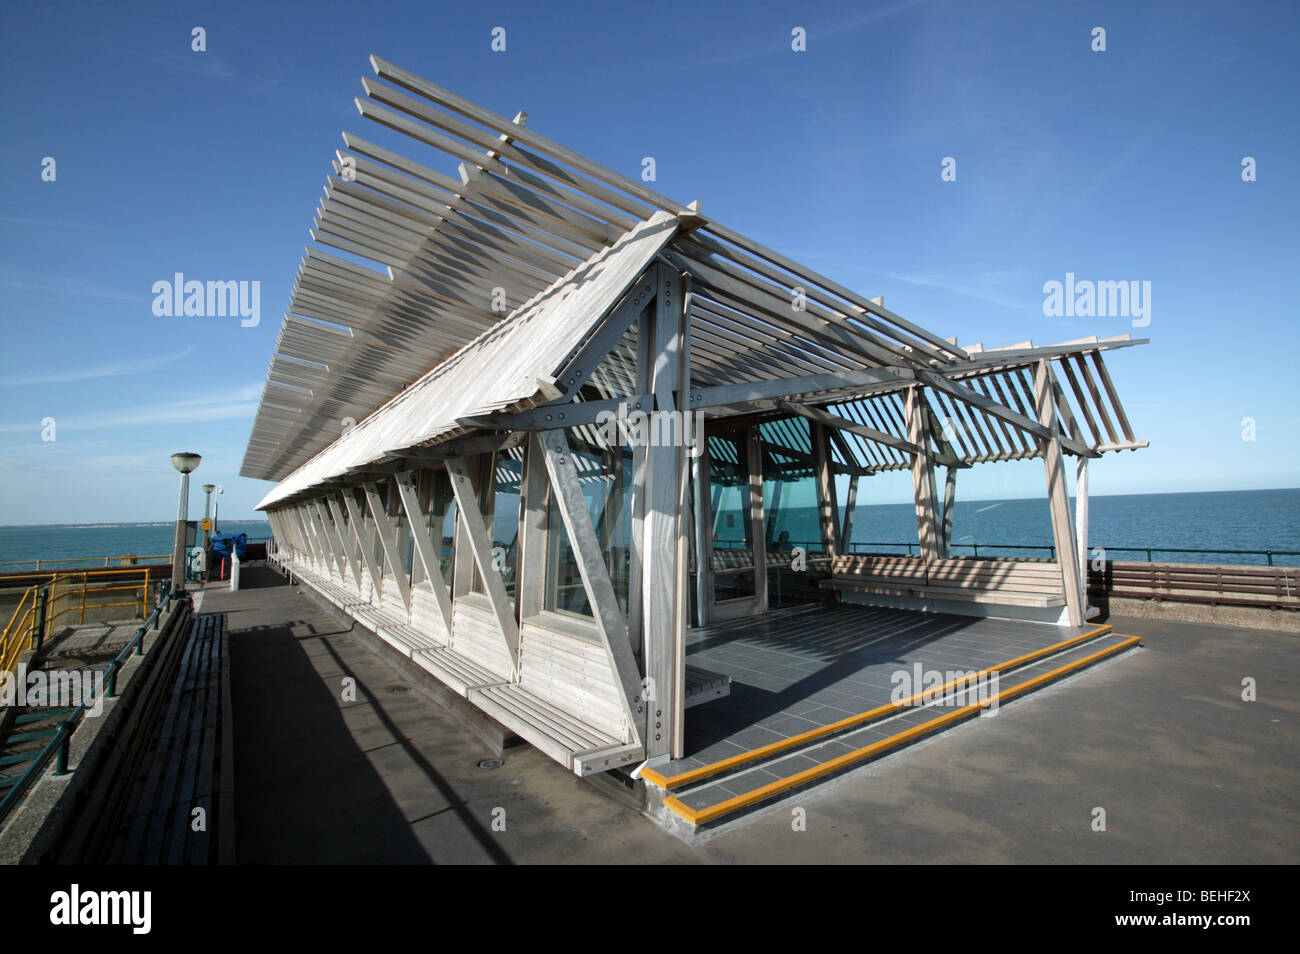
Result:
[1, 0, 1297, 524]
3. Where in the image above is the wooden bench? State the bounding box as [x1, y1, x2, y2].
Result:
[297, 565, 508, 696]
[1090, 561, 1300, 611]
[469, 620, 640, 775]
[412, 647, 509, 695]
[108, 612, 231, 864]
[684, 665, 731, 707]
[824, 555, 1066, 608]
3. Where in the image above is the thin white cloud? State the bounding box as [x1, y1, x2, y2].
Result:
[0, 272, 145, 303]
[683, 0, 933, 70]
[5, 347, 195, 386]
[870, 268, 1037, 312]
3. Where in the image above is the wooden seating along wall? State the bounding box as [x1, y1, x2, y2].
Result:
[824, 554, 1067, 608]
[290, 564, 660, 775]
[107, 612, 232, 864]
[1089, 561, 1299, 611]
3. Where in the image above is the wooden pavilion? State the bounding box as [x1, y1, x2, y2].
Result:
[243, 57, 1147, 778]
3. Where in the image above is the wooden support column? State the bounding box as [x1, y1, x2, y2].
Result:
[395, 471, 455, 634]
[640, 262, 688, 759]
[516, 438, 549, 624]
[746, 423, 768, 613]
[326, 494, 361, 590]
[841, 474, 859, 554]
[675, 279, 694, 756]
[445, 456, 520, 674]
[1076, 456, 1092, 618]
[691, 449, 712, 628]
[294, 505, 324, 572]
[364, 480, 413, 614]
[342, 488, 384, 603]
[905, 386, 942, 562]
[941, 467, 958, 559]
[307, 501, 334, 579]
[307, 500, 342, 579]
[1034, 359, 1085, 626]
[813, 421, 840, 557]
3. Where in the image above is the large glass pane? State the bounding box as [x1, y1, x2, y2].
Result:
[423, 468, 457, 586]
[470, 452, 522, 597]
[759, 416, 824, 554]
[759, 416, 831, 609]
[544, 444, 633, 621]
[709, 429, 756, 602]
[493, 453, 523, 598]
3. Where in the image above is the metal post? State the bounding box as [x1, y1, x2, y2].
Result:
[55, 731, 70, 776]
[172, 471, 190, 595]
[34, 585, 49, 652]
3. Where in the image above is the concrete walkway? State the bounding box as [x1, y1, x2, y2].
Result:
[198, 568, 1298, 863]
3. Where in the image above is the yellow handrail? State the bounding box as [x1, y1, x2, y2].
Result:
[3, 586, 32, 638]
[2, 565, 166, 691]
[1, 585, 38, 676]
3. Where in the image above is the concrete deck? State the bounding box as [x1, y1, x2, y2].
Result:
[200, 567, 1298, 863]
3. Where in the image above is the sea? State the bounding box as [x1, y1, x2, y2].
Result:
[0, 490, 1296, 568]
[0, 520, 272, 569]
[736, 488, 1300, 567]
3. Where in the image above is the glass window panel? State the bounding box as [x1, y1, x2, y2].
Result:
[709, 429, 756, 603]
[543, 444, 633, 622]
[759, 416, 825, 554]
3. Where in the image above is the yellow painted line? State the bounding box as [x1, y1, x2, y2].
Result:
[663, 634, 1141, 826]
[645, 623, 1113, 791]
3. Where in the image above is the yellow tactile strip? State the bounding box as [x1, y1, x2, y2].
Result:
[642, 623, 1114, 791]
[663, 634, 1141, 826]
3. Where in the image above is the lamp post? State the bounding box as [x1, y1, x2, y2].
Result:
[213, 484, 224, 533]
[201, 483, 216, 549]
[170, 453, 201, 595]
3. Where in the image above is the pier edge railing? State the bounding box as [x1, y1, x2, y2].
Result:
[734, 538, 1299, 567]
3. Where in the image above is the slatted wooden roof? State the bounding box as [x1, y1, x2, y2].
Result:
[245, 56, 1146, 510]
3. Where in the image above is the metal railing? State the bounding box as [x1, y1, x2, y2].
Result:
[0, 553, 170, 572]
[844, 541, 1298, 566]
[0, 584, 181, 829]
[1, 567, 164, 678]
[740, 537, 1299, 567]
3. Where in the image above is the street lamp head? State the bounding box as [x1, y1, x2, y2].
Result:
[171, 452, 202, 474]
[202, 483, 215, 494]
